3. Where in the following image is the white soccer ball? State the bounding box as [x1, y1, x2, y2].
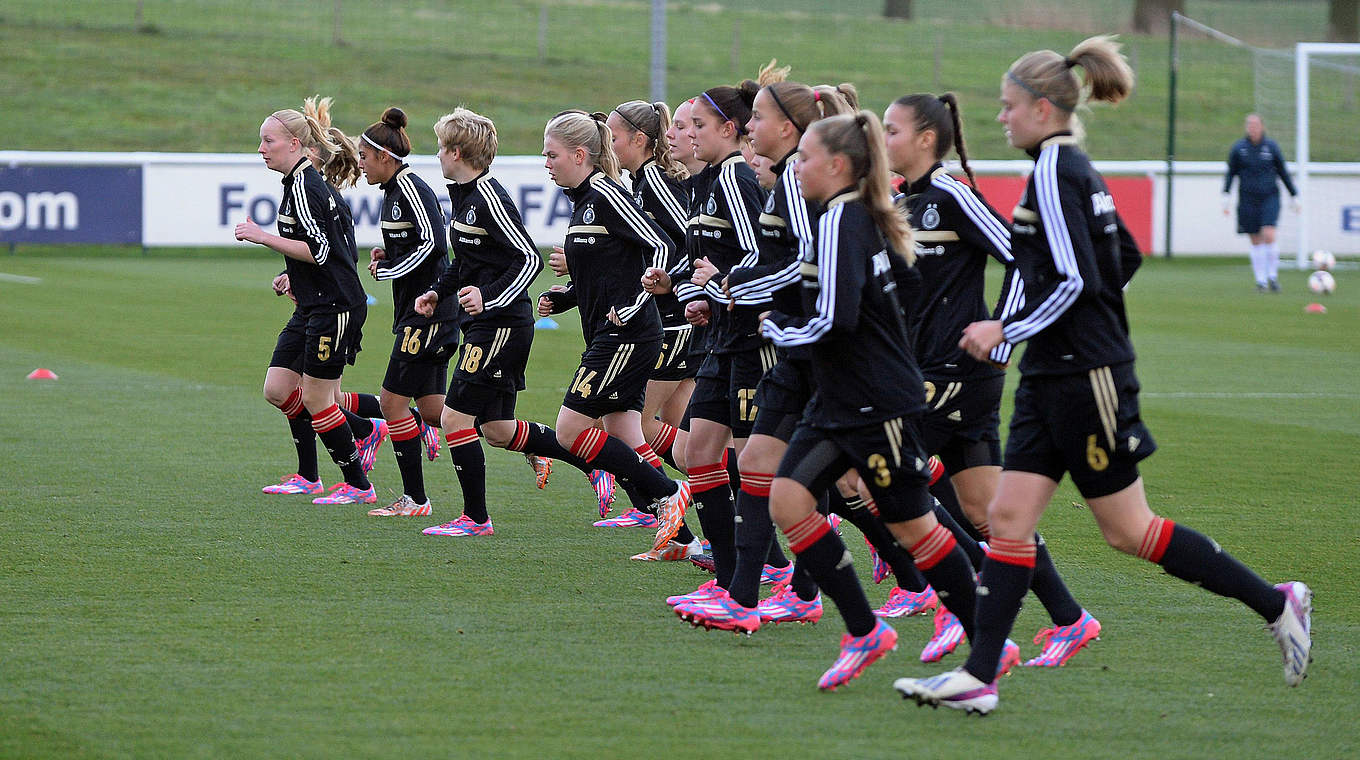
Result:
[1308, 270, 1336, 295]
[1311, 250, 1336, 271]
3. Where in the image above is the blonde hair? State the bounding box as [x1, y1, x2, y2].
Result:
[1007, 34, 1134, 136]
[302, 95, 360, 189]
[544, 110, 621, 182]
[434, 107, 498, 171]
[756, 58, 791, 87]
[809, 111, 914, 265]
[762, 81, 856, 134]
[613, 100, 689, 181]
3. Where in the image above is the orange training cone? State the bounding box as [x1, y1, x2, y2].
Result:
[26, 368, 58, 380]
[1305, 303, 1327, 314]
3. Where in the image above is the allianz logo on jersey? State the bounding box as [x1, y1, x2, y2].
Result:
[871, 249, 892, 276]
[0, 191, 77, 231]
[1091, 191, 1116, 216]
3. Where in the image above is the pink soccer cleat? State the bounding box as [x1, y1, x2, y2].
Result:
[817, 620, 897, 691]
[262, 474, 324, 495]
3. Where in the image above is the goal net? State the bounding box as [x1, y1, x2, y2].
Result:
[1173, 15, 1360, 264]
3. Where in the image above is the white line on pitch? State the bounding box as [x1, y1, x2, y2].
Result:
[1144, 392, 1355, 399]
[0, 272, 41, 284]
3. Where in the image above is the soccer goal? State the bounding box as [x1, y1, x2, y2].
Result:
[1168, 14, 1360, 265]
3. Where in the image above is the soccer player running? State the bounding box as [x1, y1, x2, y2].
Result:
[259, 96, 391, 496]
[594, 100, 703, 559]
[355, 107, 458, 518]
[760, 111, 991, 691]
[671, 81, 855, 633]
[1222, 113, 1299, 292]
[642, 81, 770, 601]
[235, 107, 376, 505]
[415, 107, 595, 536]
[882, 93, 1102, 667]
[897, 36, 1312, 715]
[537, 111, 691, 551]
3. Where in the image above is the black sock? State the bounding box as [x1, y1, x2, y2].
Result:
[765, 540, 789, 568]
[930, 477, 986, 544]
[392, 433, 427, 504]
[692, 484, 736, 589]
[918, 544, 978, 639]
[930, 498, 987, 568]
[346, 392, 382, 418]
[447, 433, 488, 524]
[832, 491, 928, 592]
[1030, 534, 1084, 627]
[505, 420, 593, 473]
[314, 420, 369, 489]
[617, 477, 655, 513]
[342, 409, 374, 439]
[287, 413, 319, 483]
[963, 555, 1032, 683]
[724, 447, 740, 491]
[790, 558, 820, 601]
[674, 522, 696, 545]
[788, 516, 875, 636]
[1157, 523, 1285, 622]
[571, 430, 674, 500]
[728, 485, 776, 608]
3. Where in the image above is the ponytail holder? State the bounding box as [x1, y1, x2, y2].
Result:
[590, 111, 608, 123]
[813, 91, 821, 103]
[1063, 57, 1078, 69]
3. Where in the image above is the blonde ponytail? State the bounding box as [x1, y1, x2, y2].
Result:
[810, 111, 914, 265]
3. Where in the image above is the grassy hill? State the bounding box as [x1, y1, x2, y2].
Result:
[2, 0, 1353, 161]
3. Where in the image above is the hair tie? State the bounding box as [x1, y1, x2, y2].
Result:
[767, 86, 804, 133]
[1007, 70, 1074, 112]
[701, 91, 746, 135]
[813, 91, 821, 103]
[590, 111, 608, 123]
[615, 108, 649, 136]
[361, 132, 404, 162]
[1063, 57, 1078, 69]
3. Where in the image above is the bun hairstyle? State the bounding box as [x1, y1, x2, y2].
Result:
[763, 80, 856, 135]
[362, 106, 413, 162]
[544, 110, 622, 182]
[892, 92, 977, 190]
[1006, 34, 1134, 136]
[696, 79, 761, 135]
[808, 111, 914, 265]
[302, 95, 361, 188]
[434, 107, 499, 171]
[613, 100, 689, 180]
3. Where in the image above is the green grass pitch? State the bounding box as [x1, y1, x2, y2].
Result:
[0, 249, 1356, 757]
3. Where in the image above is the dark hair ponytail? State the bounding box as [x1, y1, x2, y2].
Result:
[892, 92, 977, 191]
[698, 79, 760, 134]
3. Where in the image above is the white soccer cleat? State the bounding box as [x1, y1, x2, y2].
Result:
[1268, 581, 1313, 687]
[894, 668, 998, 715]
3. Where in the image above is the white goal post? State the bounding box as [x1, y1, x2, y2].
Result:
[1295, 42, 1360, 268]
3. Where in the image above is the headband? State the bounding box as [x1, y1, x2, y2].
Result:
[1006, 70, 1074, 113]
[701, 91, 747, 135]
[362, 132, 405, 162]
[767, 87, 805, 133]
[614, 108, 651, 137]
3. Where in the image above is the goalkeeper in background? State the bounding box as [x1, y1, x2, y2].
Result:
[1222, 113, 1298, 292]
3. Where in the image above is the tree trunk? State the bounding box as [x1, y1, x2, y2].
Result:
[883, 0, 912, 20]
[1330, 0, 1359, 42]
[1131, 0, 1185, 34]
